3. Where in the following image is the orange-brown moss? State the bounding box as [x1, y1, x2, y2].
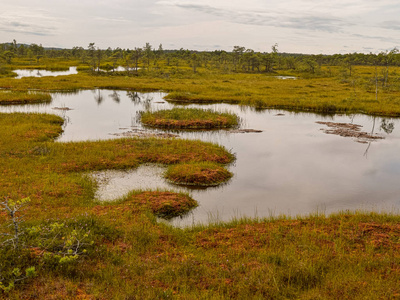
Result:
[92, 191, 197, 219]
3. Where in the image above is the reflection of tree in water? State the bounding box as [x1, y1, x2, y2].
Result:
[132, 111, 142, 126]
[61, 115, 70, 132]
[93, 90, 104, 105]
[126, 91, 141, 103]
[364, 117, 395, 158]
[364, 117, 377, 158]
[363, 142, 372, 158]
[126, 91, 152, 110]
[109, 91, 120, 103]
[143, 95, 152, 111]
[380, 118, 395, 134]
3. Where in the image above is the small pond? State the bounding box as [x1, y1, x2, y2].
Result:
[274, 76, 297, 80]
[1, 90, 400, 226]
[13, 67, 78, 79]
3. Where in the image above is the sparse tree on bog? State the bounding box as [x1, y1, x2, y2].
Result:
[232, 46, 245, 71]
[88, 42, 97, 71]
[143, 42, 153, 70]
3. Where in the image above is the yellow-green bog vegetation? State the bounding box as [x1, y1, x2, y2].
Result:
[1, 45, 400, 298]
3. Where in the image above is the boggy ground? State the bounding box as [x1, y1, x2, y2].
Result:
[2, 64, 400, 116]
[1, 113, 400, 299]
[2, 59, 400, 298]
[0, 113, 233, 207]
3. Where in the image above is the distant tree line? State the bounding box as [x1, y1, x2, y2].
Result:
[1, 39, 399, 75]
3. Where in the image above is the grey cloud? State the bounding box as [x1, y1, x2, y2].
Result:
[0, 20, 56, 36]
[380, 21, 400, 31]
[174, 4, 226, 17]
[0, 27, 52, 36]
[0, 7, 59, 37]
[352, 33, 400, 44]
[280, 16, 349, 33]
[9, 21, 30, 28]
[93, 17, 130, 23]
[193, 44, 221, 49]
[171, 2, 348, 33]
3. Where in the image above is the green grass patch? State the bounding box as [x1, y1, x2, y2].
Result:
[165, 162, 233, 186]
[0, 91, 52, 104]
[141, 108, 240, 129]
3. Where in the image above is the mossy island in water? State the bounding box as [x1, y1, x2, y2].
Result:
[122, 191, 198, 219]
[165, 162, 233, 187]
[0, 91, 52, 105]
[141, 108, 240, 129]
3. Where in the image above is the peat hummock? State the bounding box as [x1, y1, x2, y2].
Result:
[165, 162, 233, 187]
[141, 108, 240, 129]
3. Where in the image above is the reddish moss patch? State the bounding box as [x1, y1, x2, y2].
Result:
[165, 162, 233, 186]
[127, 191, 198, 219]
[92, 191, 197, 219]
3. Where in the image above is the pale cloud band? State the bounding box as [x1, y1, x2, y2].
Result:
[1, 0, 399, 54]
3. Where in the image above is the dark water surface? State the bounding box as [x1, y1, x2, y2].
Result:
[1, 90, 399, 226]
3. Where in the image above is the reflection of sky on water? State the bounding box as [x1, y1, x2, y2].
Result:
[13, 67, 78, 79]
[1, 90, 400, 226]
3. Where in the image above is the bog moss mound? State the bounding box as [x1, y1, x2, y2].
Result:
[141, 108, 239, 129]
[165, 162, 233, 186]
[126, 191, 198, 219]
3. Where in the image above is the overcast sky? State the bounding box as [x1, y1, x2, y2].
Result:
[1, 0, 399, 54]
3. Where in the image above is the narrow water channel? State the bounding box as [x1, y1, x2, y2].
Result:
[2, 89, 399, 226]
